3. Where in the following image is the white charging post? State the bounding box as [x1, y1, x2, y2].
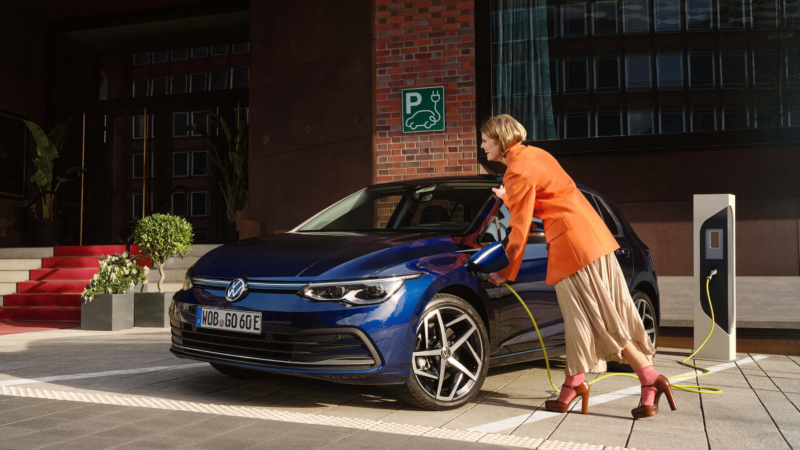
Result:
[693, 194, 736, 361]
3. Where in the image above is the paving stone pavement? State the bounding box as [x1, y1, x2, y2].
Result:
[0, 328, 797, 450]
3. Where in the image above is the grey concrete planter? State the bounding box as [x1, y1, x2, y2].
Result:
[134, 292, 176, 328]
[81, 293, 134, 331]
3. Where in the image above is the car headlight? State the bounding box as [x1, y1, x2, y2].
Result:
[182, 263, 196, 291]
[300, 273, 422, 305]
[183, 272, 193, 291]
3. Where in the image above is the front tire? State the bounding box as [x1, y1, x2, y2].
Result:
[608, 289, 658, 373]
[393, 293, 489, 410]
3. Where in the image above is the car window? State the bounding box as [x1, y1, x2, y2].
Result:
[481, 204, 542, 243]
[582, 191, 603, 217]
[532, 217, 543, 232]
[297, 182, 495, 233]
[594, 197, 622, 236]
[582, 192, 622, 237]
[595, 197, 622, 236]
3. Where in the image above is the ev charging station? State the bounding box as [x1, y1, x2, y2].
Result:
[693, 194, 737, 361]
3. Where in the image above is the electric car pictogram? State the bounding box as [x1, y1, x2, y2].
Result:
[404, 91, 442, 130]
[169, 175, 660, 410]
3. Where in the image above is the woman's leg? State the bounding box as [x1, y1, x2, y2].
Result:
[557, 372, 585, 403]
[621, 340, 650, 372]
[553, 278, 593, 404]
[622, 340, 661, 405]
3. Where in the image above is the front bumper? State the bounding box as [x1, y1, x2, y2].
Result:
[168, 282, 427, 384]
[170, 318, 381, 371]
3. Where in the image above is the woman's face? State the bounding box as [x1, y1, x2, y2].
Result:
[481, 133, 504, 163]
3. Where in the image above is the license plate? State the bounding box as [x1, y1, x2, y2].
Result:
[196, 308, 262, 334]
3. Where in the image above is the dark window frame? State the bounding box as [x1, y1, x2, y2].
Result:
[172, 192, 188, 217]
[191, 191, 209, 217]
[475, 2, 800, 158]
[132, 193, 154, 219]
[191, 150, 208, 177]
[173, 152, 190, 178]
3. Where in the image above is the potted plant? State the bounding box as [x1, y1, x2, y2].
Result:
[21, 117, 86, 246]
[133, 213, 193, 327]
[81, 252, 149, 331]
[189, 111, 248, 242]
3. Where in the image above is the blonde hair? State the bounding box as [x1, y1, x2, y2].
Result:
[480, 114, 527, 155]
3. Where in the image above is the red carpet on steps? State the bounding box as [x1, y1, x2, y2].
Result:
[0, 245, 152, 333]
[0, 321, 80, 336]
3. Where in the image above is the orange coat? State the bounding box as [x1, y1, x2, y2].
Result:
[496, 144, 620, 285]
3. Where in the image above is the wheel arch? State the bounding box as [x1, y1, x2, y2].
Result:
[436, 283, 491, 338]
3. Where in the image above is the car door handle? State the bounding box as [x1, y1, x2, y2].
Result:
[615, 248, 631, 257]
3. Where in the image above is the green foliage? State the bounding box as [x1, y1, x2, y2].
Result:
[22, 117, 86, 219]
[188, 111, 248, 223]
[134, 214, 194, 292]
[82, 253, 149, 303]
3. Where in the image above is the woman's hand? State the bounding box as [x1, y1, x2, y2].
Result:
[492, 185, 506, 201]
[488, 272, 506, 286]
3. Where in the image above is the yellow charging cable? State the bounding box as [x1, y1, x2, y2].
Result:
[503, 278, 721, 394]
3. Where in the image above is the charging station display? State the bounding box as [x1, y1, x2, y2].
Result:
[700, 210, 732, 334]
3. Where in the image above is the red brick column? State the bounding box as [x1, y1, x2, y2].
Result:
[375, 0, 477, 184]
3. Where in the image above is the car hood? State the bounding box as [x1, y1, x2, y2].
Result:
[191, 231, 465, 280]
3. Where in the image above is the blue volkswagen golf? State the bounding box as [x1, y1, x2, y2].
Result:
[169, 175, 660, 410]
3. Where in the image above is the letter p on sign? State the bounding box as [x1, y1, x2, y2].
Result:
[405, 92, 422, 114]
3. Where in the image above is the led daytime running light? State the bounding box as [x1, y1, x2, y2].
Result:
[301, 274, 422, 305]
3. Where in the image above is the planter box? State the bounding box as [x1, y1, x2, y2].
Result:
[81, 293, 134, 331]
[134, 292, 176, 327]
[29, 219, 56, 247]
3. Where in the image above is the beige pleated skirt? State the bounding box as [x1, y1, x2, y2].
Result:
[554, 251, 657, 376]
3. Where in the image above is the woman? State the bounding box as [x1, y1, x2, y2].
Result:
[481, 114, 675, 419]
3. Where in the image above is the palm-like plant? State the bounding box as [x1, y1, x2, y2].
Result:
[22, 117, 85, 219]
[189, 111, 248, 223]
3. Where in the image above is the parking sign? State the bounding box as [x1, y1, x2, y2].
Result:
[402, 86, 445, 133]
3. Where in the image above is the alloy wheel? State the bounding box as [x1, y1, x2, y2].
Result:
[412, 306, 484, 402]
[635, 297, 657, 347]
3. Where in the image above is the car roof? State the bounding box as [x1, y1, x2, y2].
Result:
[369, 174, 601, 196]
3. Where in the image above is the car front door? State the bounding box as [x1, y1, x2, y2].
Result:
[480, 204, 564, 360]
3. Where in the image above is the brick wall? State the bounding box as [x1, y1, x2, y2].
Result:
[374, 0, 477, 184]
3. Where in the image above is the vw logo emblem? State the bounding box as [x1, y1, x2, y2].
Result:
[226, 278, 248, 302]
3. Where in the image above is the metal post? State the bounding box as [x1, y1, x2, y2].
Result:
[80, 112, 86, 246]
[236, 101, 241, 144]
[142, 107, 147, 219]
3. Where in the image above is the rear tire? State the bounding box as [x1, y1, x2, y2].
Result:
[210, 362, 270, 379]
[393, 293, 489, 410]
[608, 290, 658, 373]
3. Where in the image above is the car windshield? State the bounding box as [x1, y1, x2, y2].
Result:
[296, 182, 496, 233]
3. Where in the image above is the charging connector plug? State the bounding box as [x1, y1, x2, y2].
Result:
[707, 268, 718, 280]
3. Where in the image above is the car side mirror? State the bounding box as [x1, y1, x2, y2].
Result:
[466, 241, 510, 274]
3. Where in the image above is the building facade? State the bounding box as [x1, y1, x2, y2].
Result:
[0, 0, 798, 289]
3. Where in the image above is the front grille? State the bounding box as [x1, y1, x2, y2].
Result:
[191, 277, 306, 293]
[171, 320, 379, 370]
